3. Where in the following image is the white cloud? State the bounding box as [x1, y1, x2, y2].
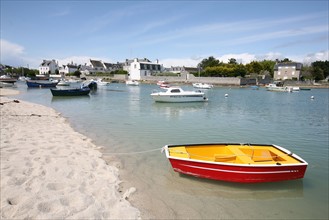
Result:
[160, 58, 201, 68]
[0, 39, 24, 58]
[216, 53, 257, 64]
[0, 39, 35, 67]
[301, 50, 329, 64]
[257, 52, 284, 61]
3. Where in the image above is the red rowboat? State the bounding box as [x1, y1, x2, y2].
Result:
[162, 143, 308, 183]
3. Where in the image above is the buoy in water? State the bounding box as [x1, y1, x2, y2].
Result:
[225, 94, 228, 97]
[311, 96, 314, 99]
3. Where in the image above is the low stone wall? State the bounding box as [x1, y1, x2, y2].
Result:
[84, 74, 259, 86]
[141, 74, 243, 85]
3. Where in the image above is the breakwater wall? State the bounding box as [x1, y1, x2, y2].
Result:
[140, 74, 256, 86]
[86, 74, 249, 85]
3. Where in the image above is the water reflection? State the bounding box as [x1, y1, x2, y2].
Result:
[174, 173, 304, 199]
[151, 102, 208, 118]
[51, 95, 90, 102]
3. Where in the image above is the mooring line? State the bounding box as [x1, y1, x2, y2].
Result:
[102, 147, 163, 155]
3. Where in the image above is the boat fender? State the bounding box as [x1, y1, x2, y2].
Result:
[276, 162, 281, 165]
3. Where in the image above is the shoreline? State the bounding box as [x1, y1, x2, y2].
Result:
[0, 96, 140, 219]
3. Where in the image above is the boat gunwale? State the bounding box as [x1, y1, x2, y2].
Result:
[163, 143, 308, 167]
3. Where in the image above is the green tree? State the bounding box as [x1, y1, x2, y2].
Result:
[312, 66, 324, 81]
[228, 58, 237, 65]
[246, 61, 262, 74]
[260, 60, 276, 76]
[312, 61, 329, 79]
[280, 58, 292, 63]
[199, 56, 220, 69]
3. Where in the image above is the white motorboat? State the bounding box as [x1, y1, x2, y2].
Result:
[192, 83, 213, 89]
[126, 80, 139, 86]
[95, 78, 110, 86]
[150, 87, 208, 103]
[266, 82, 298, 92]
[57, 79, 70, 86]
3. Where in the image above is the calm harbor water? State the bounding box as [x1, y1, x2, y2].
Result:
[13, 82, 328, 219]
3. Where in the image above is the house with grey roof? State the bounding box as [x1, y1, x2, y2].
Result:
[273, 62, 302, 80]
[59, 62, 79, 75]
[103, 62, 123, 72]
[123, 58, 163, 80]
[90, 59, 105, 72]
[39, 59, 59, 75]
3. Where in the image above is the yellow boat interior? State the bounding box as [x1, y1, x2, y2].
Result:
[168, 144, 302, 165]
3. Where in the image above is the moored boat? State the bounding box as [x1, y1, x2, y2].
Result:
[163, 143, 308, 183]
[57, 79, 70, 86]
[151, 87, 208, 103]
[126, 80, 140, 86]
[0, 75, 17, 84]
[95, 78, 110, 86]
[26, 80, 58, 88]
[192, 83, 213, 89]
[157, 81, 170, 88]
[265, 81, 299, 92]
[50, 87, 90, 96]
[81, 80, 97, 90]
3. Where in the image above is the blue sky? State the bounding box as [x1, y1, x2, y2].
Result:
[1, 0, 328, 69]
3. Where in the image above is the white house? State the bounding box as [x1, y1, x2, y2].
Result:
[59, 63, 79, 75]
[124, 58, 162, 80]
[39, 59, 59, 75]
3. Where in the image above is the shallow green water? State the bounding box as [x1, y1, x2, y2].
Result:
[14, 82, 328, 219]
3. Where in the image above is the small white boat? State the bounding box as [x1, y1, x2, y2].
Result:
[151, 87, 208, 103]
[18, 76, 30, 81]
[126, 80, 139, 86]
[157, 80, 166, 86]
[266, 82, 298, 92]
[157, 81, 170, 88]
[291, 86, 300, 91]
[95, 78, 110, 86]
[68, 78, 81, 83]
[192, 83, 213, 89]
[57, 79, 70, 86]
[0, 81, 15, 88]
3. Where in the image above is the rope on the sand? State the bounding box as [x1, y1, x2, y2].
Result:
[102, 147, 163, 155]
[6, 114, 59, 117]
[0, 99, 20, 105]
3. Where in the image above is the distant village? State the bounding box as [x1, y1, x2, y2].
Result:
[1, 57, 328, 86]
[37, 58, 198, 81]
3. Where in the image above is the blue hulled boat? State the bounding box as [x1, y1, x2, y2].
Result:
[50, 87, 90, 96]
[26, 80, 58, 88]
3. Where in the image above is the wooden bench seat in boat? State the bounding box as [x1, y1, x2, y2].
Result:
[226, 145, 254, 164]
[214, 154, 237, 162]
[251, 149, 273, 162]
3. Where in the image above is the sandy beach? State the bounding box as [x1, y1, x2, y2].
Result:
[0, 90, 140, 219]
